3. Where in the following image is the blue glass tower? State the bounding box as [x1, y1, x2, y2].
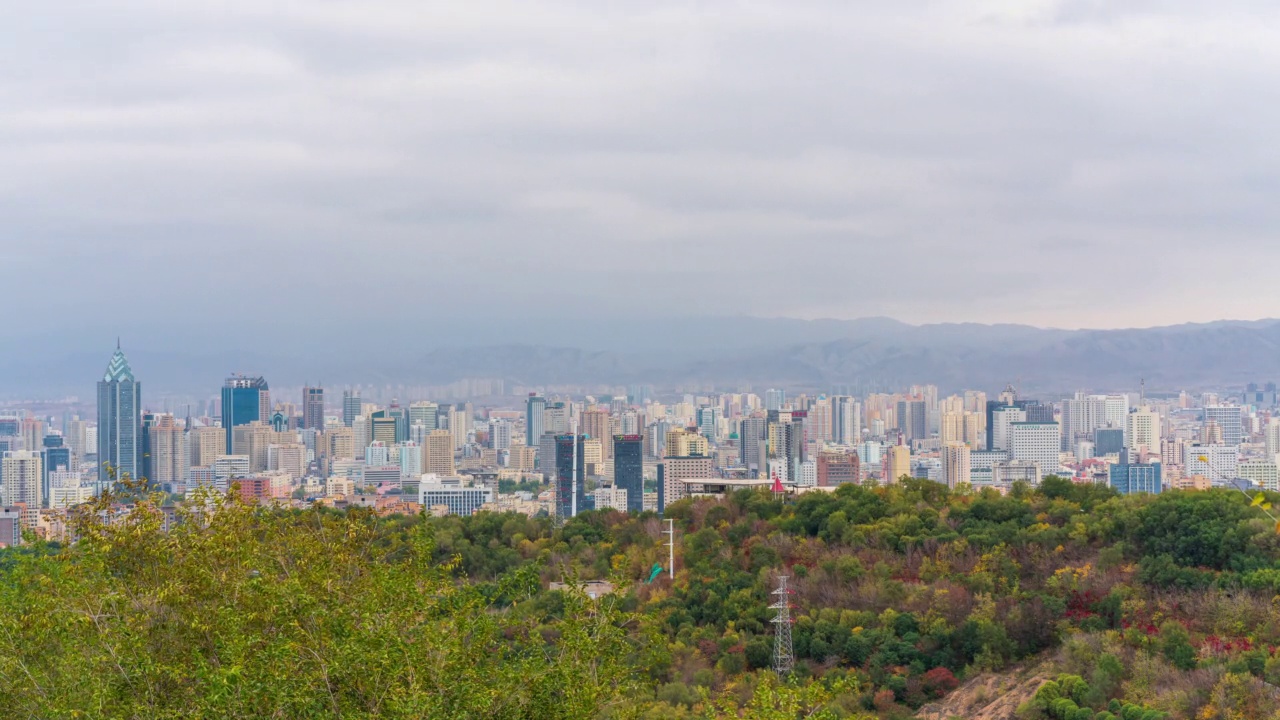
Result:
[97, 343, 142, 491]
[222, 375, 269, 453]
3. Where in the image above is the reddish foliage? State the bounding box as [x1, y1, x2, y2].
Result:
[921, 667, 959, 698]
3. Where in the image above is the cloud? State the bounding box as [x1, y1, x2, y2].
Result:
[3, 0, 1280, 335]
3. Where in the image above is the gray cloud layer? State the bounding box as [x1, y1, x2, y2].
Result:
[4, 0, 1280, 334]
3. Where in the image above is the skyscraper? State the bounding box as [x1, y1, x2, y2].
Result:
[147, 415, 185, 491]
[342, 390, 362, 427]
[613, 434, 644, 513]
[526, 395, 546, 446]
[1203, 406, 1243, 447]
[222, 375, 269, 454]
[554, 434, 587, 519]
[423, 429, 456, 476]
[1009, 421, 1062, 482]
[941, 442, 971, 489]
[302, 386, 325, 431]
[2, 451, 42, 508]
[97, 344, 142, 490]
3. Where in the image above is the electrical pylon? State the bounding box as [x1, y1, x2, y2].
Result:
[770, 575, 795, 675]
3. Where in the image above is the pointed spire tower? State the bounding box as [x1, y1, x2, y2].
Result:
[97, 342, 142, 493]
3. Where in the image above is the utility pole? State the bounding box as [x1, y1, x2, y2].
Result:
[664, 519, 675, 580]
[771, 575, 795, 676]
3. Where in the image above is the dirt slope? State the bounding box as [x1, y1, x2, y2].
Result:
[916, 663, 1051, 720]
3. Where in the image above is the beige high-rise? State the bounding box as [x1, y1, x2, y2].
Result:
[665, 427, 709, 457]
[148, 415, 186, 488]
[884, 445, 910, 483]
[2, 451, 42, 508]
[423, 429, 456, 476]
[941, 442, 971, 489]
[188, 426, 227, 468]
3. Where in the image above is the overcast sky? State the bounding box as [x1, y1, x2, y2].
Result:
[4, 0, 1280, 335]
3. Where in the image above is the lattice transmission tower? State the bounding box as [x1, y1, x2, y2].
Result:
[770, 575, 795, 675]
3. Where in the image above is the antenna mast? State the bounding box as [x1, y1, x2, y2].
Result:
[771, 575, 795, 675]
[571, 416, 578, 518]
[664, 519, 675, 580]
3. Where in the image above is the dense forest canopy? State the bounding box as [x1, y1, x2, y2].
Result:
[2, 478, 1280, 719]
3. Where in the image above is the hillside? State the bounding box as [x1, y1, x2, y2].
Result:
[2, 478, 1280, 718]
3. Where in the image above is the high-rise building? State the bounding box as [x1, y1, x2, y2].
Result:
[1109, 460, 1162, 495]
[989, 406, 1026, 452]
[658, 455, 713, 513]
[423, 429, 455, 476]
[883, 444, 910, 483]
[816, 451, 860, 486]
[831, 396, 861, 445]
[526, 395, 547, 446]
[302, 386, 325, 431]
[764, 389, 786, 412]
[554, 434, 587, 519]
[342, 390, 361, 427]
[613, 435, 644, 513]
[581, 409, 612, 458]
[147, 415, 185, 491]
[1095, 428, 1125, 456]
[666, 427, 709, 458]
[370, 412, 399, 447]
[490, 419, 513, 451]
[409, 402, 439, 431]
[1126, 407, 1161, 455]
[222, 376, 269, 454]
[2, 451, 42, 508]
[941, 442, 971, 489]
[1203, 406, 1244, 447]
[97, 344, 142, 490]
[1009, 422, 1062, 482]
[20, 418, 43, 454]
[64, 418, 89, 466]
[739, 416, 767, 476]
[896, 399, 927, 442]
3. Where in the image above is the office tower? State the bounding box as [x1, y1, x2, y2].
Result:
[739, 416, 767, 476]
[612, 435, 644, 513]
[97, 344, 142, 489]
[963, 412, 981, 450]
[554, 434, 587, 519]
[940, 411, 964, 445]
[831, 396, 860, 445]
[581, 409, 611, 457]
[365, 441, 390, 467]
[188, 426, 227, 469]
[448, 406, 470, 450]
[764, 389, 786, 412]
[1009, 422, 1061, 482]
[20, 418, 43, 454]
[1203, 406, 1244, 447]
[370, 412, 398, 447]
[658, 455, 714, 513]
[3, 451, 42, 508]
[767, 419, 804, 482]
[666, 427, 709, 458]
[1094, 428, 1125, 456]
[543, 403, 569, 435]
[884, 444, 910, 483]
[396, 441, 421, 478]
[268, 443, 307, 480]
[423, 429, 455, 476]
[409, 402, 439, 430]
[222, 376, 269, 454]
[696, 407, 722, 441]
[807, 400, 832, 443]
[147, 415, 185, 491]
[1186, 444, 1238, 483]
[1109, 461, 1163, 495]
[302, 386, 325, 431]
[64, 418, 89, 466]
[1266, 419, 1280, 457]
[321, 426, 356, 461]
[1126, 407, 1161, 454]
[941, 442, 971, 489]
[490, 419, 513, 451]
[526, 395, 547, 446]
[1239, 459, 1279, 491]
[895, 399, 927, 442]
[1061, 395, 1107, 452]
[989, 406, 1026, 452]
[538, 432, 558, 474]
[816, 451, 860, 486]
[342, 390, 361, 427]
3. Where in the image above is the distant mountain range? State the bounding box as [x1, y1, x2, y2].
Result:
[6, 317, 1280, 400]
